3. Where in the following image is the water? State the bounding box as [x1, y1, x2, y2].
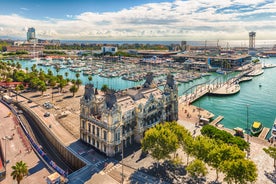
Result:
[16, 58, 276, 134]
[193, 58, 276, 133]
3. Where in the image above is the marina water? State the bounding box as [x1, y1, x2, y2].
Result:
[17, 58, 276, 136]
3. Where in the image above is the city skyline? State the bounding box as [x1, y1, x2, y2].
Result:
[0, 0, 276, 41]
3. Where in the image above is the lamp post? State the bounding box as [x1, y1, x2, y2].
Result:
[246, 104, 250, 158]
[121, 139, 124, 184]
[121, 126, 124, 184]
[4, 138, 7, 169]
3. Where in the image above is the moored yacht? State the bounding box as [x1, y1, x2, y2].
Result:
[271, 118, 276, 137]
[250, 121, 264, 136]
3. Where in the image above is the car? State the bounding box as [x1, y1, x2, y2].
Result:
[27, 100, 32, 103]
[17, 110, 23, 114]
[44, 112, 50, 117]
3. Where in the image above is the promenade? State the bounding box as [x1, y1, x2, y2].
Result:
[0, 102, 50, 184]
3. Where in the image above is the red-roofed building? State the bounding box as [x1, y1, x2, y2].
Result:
[0, 141, 6, 180]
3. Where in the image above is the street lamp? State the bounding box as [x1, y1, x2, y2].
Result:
[246, 104, 250, 158]
[120, 125, 124, 184]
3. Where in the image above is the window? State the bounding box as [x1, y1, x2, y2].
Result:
[88, 136, 91, 144]
[82, 120, 85, 128]
[103, 131, 107, 141]
[97, 127, 100, 137]
[88, 124, 91, 133]
[96, 141, 99, 148]
[92, 125, 95, 134]
[92, 138, 95, 146]
[104, 145, 106, 152]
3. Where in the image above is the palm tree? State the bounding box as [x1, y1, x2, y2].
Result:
[76, 79, 82, 88]
[65, 72, 68, 79]
[75, 72, 80, 80]
[49, 78, 56, 102]
[70, 84, 78, 97]
[11, 161, 28, 184]
[25, 67, 29, 74]
[88, 75, 92, 83]
[15, 85, 20, 101]
[101, 84, 109, 93]
[56, 67, 60, 75]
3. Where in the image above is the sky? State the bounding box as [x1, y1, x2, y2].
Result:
[0, 0, 276, 41]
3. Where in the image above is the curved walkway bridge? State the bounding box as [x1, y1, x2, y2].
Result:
[179, 69, 253, 104]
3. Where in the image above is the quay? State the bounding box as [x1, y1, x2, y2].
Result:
[258, 127, 270, 140]
[210, 116, 224, 126]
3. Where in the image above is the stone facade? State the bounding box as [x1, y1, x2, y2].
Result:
[80, 73, 178, 157]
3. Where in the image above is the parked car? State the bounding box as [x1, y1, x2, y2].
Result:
[44, 112, 50, 117]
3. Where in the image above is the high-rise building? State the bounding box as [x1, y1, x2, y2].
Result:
[249, 31, 256, 49]
[27, 27, 36, 41]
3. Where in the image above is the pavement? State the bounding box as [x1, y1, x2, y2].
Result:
[0, 102, 50, 184]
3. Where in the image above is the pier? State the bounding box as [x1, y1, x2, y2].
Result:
[210, 116, 224, 126]
[258, 127, 270, 140]
[180, 69, 252, 104]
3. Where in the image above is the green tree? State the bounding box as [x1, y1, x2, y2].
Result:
[207, 142, 245, 181]
[55, 67, 60, 75]
[69, 84, 78, 97]
[47, 69, 53, 76]
[263, 146, 276, 169]
[38, 82, 47, 95]
[182, 134, 194, 165]
[76, 78, 82, 88]
[75, 72, 80, 79]
[16, 62, 21, 70]
[15, 85, 20, 101]
[142, 123, 179, 165]
[101, 84, 109, 93]
[31, 64, 36, 72]
[222, 159, 257, 184]
[186, 159, 207, 183]
[192, 136, 216, 162]
[49, 78, 56, 102]
[18, 84, 25, 91]
[11, 161, 28, 184]
[164, 121, 191, 159]
[65, 72, 69, 81]
[59, 79, 67, 93]
[88, 75, 92, 83]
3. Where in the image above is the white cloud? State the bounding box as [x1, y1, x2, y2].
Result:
[20, 7, 29, 11]
[1, 0, 276, 40]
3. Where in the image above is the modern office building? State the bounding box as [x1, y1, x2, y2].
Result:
[80, 72, 178, 157]
[101, 46, 118, 54]
[27, 27, 36, 41]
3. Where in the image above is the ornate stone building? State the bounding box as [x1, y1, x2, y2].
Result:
[80, 73, 178, 157]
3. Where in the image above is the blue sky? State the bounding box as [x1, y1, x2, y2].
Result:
[0, 0, 276, 41]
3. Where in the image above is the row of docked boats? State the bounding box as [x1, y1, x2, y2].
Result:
[233, 119, 276, 139]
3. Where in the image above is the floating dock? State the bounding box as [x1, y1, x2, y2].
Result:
[258, 127, 270, 140]
[210, 116, 224, 126]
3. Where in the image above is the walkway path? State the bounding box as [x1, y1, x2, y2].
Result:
[0, 102, 50, 184]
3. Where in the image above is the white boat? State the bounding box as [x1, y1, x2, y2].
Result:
[216, 68, 227, 75]
[31, 57, 40, 62]
[271, 118, 276, 137]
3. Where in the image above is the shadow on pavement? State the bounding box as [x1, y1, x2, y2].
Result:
[130, 160, 187, 183]
[28, 160, 47, 175]
[264, 170, 276, 183]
